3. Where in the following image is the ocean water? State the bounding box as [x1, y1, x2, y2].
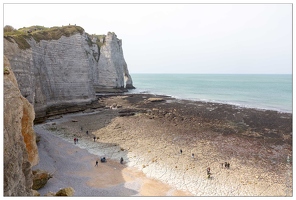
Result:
[128, 74, 292, 113]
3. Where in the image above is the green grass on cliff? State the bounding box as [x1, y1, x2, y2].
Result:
[4, 25, 84, 50]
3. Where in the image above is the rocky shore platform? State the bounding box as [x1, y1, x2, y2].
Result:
[33, 93, 292, 196]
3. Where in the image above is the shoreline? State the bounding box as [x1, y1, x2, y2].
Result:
[126, 90, 292, 114]
[33, 93, 292, 196]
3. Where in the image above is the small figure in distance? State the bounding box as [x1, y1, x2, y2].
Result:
[101, 157, 106, 163]
[180, 149, 183, 155]
[95, 160, 98, 167]
[120, 157, 124, 164]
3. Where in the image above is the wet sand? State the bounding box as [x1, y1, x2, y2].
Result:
[33, 94, 292, 196]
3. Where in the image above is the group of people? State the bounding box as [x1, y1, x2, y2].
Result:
[78, 127, 126, 168]
[222, 162, 230, 169]
[95, 157, 124, 167]
[180, 149, 195, 160]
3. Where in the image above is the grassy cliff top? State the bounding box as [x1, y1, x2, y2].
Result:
[4, 25, 85, 49]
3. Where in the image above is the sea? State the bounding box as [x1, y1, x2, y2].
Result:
[128, 74, 292, 113]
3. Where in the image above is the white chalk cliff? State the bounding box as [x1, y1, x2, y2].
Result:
[4, 26, 135, 122]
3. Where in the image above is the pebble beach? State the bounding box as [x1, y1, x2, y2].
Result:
[32, 94, 292, 196]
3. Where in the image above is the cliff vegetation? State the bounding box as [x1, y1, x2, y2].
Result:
[4, 25, 84, 50]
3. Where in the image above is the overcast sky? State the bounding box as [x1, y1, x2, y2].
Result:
[3, 2, 292, 74]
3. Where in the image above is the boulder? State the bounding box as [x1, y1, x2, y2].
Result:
[55, 187, 75, 196]
[32, 169, 52, 190]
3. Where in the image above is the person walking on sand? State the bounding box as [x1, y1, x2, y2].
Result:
[86, 130, 88, 135]
[95, 160, 98, 167]
[207, 167, 211, 175]
[191, 153, 194, 159]
[93, 136, 96, 142]
[120, 157, 124, 164]
[180, 149, 183, 155]
[74, 138, 76, 144]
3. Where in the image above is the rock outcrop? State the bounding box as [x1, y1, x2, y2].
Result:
[3, 56, 39, 196]
[32, 169, 52, 190]
[4, 26, 135, 123]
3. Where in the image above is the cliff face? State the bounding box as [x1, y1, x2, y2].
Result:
[3, 56, 39, 196]
[4, 26, 134, 122]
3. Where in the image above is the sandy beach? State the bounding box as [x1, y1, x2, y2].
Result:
[33, 94, 292, 196]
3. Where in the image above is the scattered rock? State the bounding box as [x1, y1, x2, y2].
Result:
[32, 169, 52, 190]
[55, 187, 75, 196]
[147, 98, 165, 102]
[71, 119, 78, 122]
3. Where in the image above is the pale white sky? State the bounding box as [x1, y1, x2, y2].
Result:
[2, 1, 293, 74]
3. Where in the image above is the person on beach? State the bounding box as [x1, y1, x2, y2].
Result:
[225, 162, 227, 168]
[180, 149, 183, 154]
[93, 136, 96, 142]
[86, 130, 88, 135]
[81, 127, 83, 131]
[120, 157, 124, 164]
[74, 138, 76, 144]
[207, 167, 211, 175]
[95, 160, 98, 167]
[76, 138, 78, 143]
[101, 157, 106, 163]
[227, 163, 230, 169]
[191, 153, 194, 159]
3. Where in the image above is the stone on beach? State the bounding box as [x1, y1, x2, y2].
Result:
[55, 187, 75, 196]
[32, 169, 52, 190]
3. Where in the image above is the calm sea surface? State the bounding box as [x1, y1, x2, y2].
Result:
[128, 74, 292, 113]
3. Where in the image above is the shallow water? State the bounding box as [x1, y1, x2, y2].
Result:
[130, 74, 292, 113]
